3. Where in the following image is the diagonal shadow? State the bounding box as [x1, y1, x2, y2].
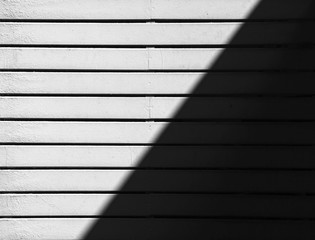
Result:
[83, 1, 315, 239]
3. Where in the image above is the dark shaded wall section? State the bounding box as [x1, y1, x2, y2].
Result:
[84, 1, 315, 239]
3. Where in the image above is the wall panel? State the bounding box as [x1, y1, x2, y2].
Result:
[1, 0, 314, 239]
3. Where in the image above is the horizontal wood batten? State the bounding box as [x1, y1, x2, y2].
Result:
[2, 170, 315, 193]
[0, 121, 314, 144]
[0, 0, 314, 20]
[2, 194, 315, 218]
[1, 23, 314, 45]
[0, 97, 314, 120]
[0, 72, 314, 95]
[1, 146, 314, 169]
[0, 48, 314, 70]
[3, 218, 315, 240]
[2, 218, 315, 240]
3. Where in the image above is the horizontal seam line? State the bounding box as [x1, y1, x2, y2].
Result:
[2, 118, 315, 121]
[0, 145, 312, 150]
[0, 192, 314, 196]
[0, 94, 314, 97]
[0, 70, 314, 73]
[1, 167, 315, 171]
[0, 143, 312, 146]
[0, 19, 314, 23]
[0, 191, 314, 195]
[0, 44, 314, 48]
[0, 119, 315, 122]
[1, 216, 315, 221]
[0, 71, 314, 74]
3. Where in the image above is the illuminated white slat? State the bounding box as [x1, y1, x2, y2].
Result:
[0, 0, 150, 19]
[0, 218, 312, 240]
[0, 48, 149, 70]
[0, 122, 313, 144]
[1, 72, 314, 95]
[151, 0, 312, 20]
[0, 23, 240, 45]
[1, 146, 315, 168]
[0, 97, 313, 119]
[2, 194, 313, 217]
[1, 22, 308, 45]
[0, 73, 204, 94]
[0, 194, 118, 216]
[1, 170, 314, 192]
[0, 218, 94, 240]
[1, 48, 314, 70]
[0, 146, 151, 167]
[0, 0, 312, 19]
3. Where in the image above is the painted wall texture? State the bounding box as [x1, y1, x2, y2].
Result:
[0, 0, 315, 239]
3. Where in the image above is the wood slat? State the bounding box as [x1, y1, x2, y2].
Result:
[1, 194, 314, 218]
[1, 72, 314, 95]
[1, 146, 314, 169]
[0, 122, 314, 144]
[0, 48, 147, 70]
[1, 169, 315, 193]
[151, 0, 315, 20]
[0, 0, 150, 20]
[1, 22, 314, 45]
[0, 97, 314, 120]
[1, 48, 314, 70]
[0, 0, 313, 20]
[2, 218, 315, 240]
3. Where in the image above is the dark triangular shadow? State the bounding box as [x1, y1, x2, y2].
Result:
[83, 1, 315, 239]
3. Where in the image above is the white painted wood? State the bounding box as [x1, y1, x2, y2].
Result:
[147, 48, 315, 70]
[1, 72, 314, 95]
[0, 194, 115, 216]
[0, 48, 218, 70]
[2, 194, 313, 217]
[0, 97, 152, 119]
[0, 146, 151, 167]
[0, 218, 94, 240]
[0, 0, 150, 19]
[1, 218, 313, 240]
[0, 23, 240, 45]
[1, 169, 315, 192]
[0, 48, 149, 70]
[0, 0, 312, 20]
[0, 122, 165, 144]
[1, 48, 314, 70]
[0, 218, 314, 240]
[0, 170, 133, 191]
[1, 146, 315, 169]
[0, 121, 313, 144]
[151, 0, 314, 20]
[0, 97, 313, 119]
[2, 23, 312, 45]
[0, 72, 204, 94]
[0, 96, 182, 119]
[3, 22, 311, 45]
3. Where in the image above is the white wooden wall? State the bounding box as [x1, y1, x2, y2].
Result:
[1, 0, 315, 239]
